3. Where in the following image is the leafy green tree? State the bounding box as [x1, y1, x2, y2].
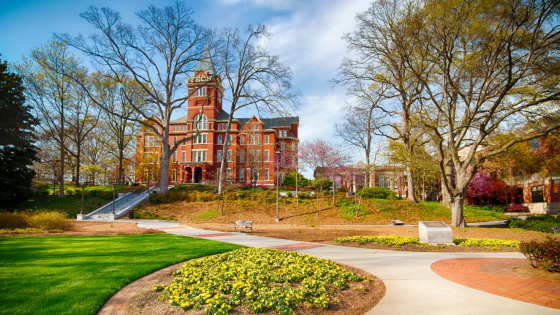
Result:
[0, 57, 39, 202]
[282, 172, 309, 187]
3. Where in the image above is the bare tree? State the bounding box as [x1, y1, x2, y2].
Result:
[335, 0, 430, 203]
[93, 74, 146, 186]
[209, 24, 300, 195]
[334, 83, 386, 186]
[57, 2, 207, 193]
[414, 0, 560, 226]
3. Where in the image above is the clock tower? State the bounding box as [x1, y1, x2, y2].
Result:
[186, 46, 224, 121]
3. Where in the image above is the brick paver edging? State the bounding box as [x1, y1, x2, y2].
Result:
[97, 261, 186, 315]
[432, 258, 560, 309]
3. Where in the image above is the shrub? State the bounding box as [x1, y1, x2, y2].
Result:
[235, 190, 251, 200]
[358, 186, 396, 200]
[28, 212, 73, 231]
[0, 211, 29, 229]
[506, 204, 529, 212]
[148, 193, 169, 204]
[31, 181, 46, 189]
[519, 237, 560, 272]
[224, 192, 237, 201]
[335, 235, 420, 247]
[453, 238, 520, 250]
[508, 215, 560, 233]
[0, 211, 73, 231]
[334, 235, 519, 250]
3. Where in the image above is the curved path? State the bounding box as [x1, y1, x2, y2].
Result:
[100, 220, 559, 315]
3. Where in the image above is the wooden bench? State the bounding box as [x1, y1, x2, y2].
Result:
[392, 220, 404, 226]
[229, 220, 253, 232]
[553, 226, 560, 238]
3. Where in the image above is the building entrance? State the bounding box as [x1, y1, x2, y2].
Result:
[194, 168, 202, 183]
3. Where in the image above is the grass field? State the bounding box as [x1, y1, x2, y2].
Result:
[0, 234, 243, 315]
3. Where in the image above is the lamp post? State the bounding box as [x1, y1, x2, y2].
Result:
[275, 150, 280, 222]
[147, 169, 151, 193]
[121, 167, 125, 193]
[80, 181, 92, 215]
[110, 181, 117, 215]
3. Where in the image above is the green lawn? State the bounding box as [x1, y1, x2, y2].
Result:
[0, 234, 243, 315]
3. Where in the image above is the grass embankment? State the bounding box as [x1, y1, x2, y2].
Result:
[136, 185, 507, 225]
[3, 185, 146, 217]
[0, 234, 243, 315]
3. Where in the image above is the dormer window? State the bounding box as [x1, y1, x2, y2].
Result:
[196, 87, 206, 97]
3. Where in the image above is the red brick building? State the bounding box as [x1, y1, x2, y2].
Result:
[136, 48, 299, 186]
[508, 132, 560, 214]
[478, 129, 560, 214]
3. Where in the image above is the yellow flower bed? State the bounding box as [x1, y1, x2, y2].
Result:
[154, 248, 368, 314]
[334, 235, 520, 250]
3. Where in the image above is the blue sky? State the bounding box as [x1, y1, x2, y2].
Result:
[0, 0, 372, 162]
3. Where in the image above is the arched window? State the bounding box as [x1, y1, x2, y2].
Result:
[194, 114, 207, 130]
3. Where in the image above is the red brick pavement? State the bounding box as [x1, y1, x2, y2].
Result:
[432, 258, 560, 309]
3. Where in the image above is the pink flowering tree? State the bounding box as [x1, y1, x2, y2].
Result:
[299, 138, 351, 206]
[466, 173, 513, 206]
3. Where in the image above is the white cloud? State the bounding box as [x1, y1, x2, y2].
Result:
[255, 0, 372, 149]
[298, 93, 355, 142]
[261, 0, 371, 84]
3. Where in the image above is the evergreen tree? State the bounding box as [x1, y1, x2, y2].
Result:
[0, 56, 38, 202]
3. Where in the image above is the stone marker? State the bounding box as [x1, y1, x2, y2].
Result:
[419, 221, 453, 244]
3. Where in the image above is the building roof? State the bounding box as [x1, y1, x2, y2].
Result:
[260, 117, 299, 128]
[194, 46, 217, 76]
[216, 111, 230, 120]
[170, 111, 299, 129]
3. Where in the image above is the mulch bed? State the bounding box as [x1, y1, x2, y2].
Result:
[124, 262, 385, 315]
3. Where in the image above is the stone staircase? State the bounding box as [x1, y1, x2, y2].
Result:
[77, 186, 165, 220]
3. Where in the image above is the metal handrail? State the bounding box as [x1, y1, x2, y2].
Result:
[87, 187, 156, 217]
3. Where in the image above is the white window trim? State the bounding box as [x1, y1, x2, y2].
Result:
[192, 150, 208, 162]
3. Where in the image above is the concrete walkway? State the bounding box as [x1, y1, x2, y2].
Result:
[128, 220, 557, 315]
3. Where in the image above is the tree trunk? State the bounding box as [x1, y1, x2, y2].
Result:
[332, 174, 336, 205]
[159, 132, 170, 193]
[218, 118, 233, 195]
[405, 164, 417, 203]
[450, 196, 467, 227]
[118, 148, 124, 186]
[422, 170, 426, 201]
[59, 103, 65, 198]
[365, 150, 371, 187]
[441, 159, 453, 208]
[76, 147, 81, 185]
